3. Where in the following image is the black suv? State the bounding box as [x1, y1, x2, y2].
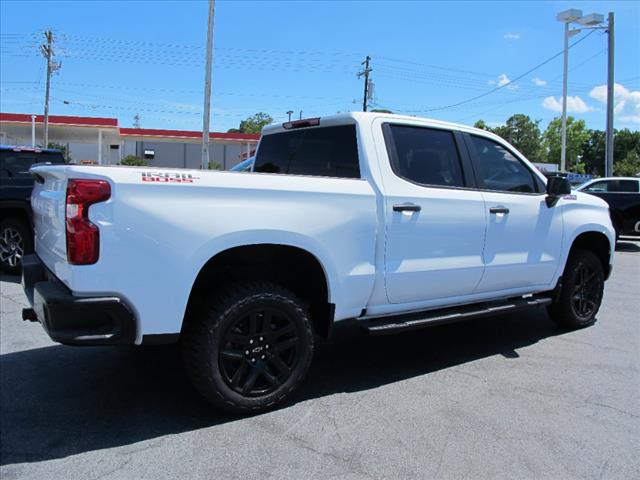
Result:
[0, 145, 65, 274]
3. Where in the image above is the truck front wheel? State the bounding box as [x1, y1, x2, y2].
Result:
[548, 249, 604, 329]
[181, 282, 314, 413]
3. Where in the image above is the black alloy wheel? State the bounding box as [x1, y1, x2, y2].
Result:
[548, 248, 604, 329]
[571, 260, 601, 320]
[181, 282, 314, 413]
[219, 307, 300, 397]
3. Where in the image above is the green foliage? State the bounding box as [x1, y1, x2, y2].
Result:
[119, 155, 147, 166]
[542, 116, 590, 170]
[47, 142, 71, 162]
[227, 112, 273, 134]
[473, 114, 639, 175]
[580, 129, 606, 176]
[208, 161, 223, 170]
[474, 115, 543, 162]
[473, 120, 490, 131]
[613, 149, 640, 177]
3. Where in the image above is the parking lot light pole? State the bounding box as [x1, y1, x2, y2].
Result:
[556, 9, 609, 174]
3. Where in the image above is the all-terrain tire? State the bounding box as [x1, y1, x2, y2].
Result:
[548, 249, 604, 329]
[181, 282, 314, 414]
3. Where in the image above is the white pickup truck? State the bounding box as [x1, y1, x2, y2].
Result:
[22, 112, 615, 413]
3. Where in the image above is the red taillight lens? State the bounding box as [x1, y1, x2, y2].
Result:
[66, 179, 111, 265]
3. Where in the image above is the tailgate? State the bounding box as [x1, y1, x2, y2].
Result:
[30, 166, 69, 275]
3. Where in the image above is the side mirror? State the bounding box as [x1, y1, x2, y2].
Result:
[546, 176, 571, 206]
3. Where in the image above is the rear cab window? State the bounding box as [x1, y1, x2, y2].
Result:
[253, 125, 360, 178]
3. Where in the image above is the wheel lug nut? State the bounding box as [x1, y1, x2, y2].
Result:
[251, 358, 255, 363]
[249, 339, 254, 344]
[259, 337, 263, 341]
[261, 355, 265, 359]
[245, 350, 249, 355]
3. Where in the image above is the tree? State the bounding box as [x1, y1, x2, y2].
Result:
[119, 155, 147, 166]
[613, 149, 640, 177]
[580, 129, 606, 176]
[473, 120, 491, 131]
[542, 116, 589, 171]
[474, 115, 543, 162]
[228, 112, 273, 134]
[492, 114, 543, 163]
[47, 142, 71, 162]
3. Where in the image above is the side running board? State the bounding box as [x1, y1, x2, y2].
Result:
[363, 295, 552, 336]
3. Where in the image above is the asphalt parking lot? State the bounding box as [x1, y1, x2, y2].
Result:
[1, 241, 639, 480]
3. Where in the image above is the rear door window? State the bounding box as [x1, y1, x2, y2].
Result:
[383, 125, 465, 188]
[607, 180, 639, 192]
[254, 125, 360, 178]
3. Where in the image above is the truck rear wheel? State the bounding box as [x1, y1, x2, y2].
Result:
[548, 249, 604, 329]
[181, 282, 314, 413]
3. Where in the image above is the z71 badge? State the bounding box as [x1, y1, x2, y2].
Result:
[141, 172, 199, 183]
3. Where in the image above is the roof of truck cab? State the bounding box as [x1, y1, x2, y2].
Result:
[260, 111, 502, 141]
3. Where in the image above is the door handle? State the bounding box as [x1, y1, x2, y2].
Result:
[393, 203, 421, 212]
[489, 206, 510, 215]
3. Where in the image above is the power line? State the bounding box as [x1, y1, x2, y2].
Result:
[411, 30, 597, 113]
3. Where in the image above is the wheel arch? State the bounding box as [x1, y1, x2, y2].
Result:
[567, 230, 613, 280]
[184, 243, 335, 339]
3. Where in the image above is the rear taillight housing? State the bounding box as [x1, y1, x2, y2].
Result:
[66, 179, 111, 265]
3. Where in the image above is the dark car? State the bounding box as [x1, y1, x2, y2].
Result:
[577, 177, 640, 239]
[0, 145, 66, 273]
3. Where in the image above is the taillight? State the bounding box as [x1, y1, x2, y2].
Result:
[66, 179, 111, 265]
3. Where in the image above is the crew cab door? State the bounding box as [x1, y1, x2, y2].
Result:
[463, 133, 563, 293]
[378, 122, 486, 304]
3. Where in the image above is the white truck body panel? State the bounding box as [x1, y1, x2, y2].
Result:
[29, 112, 616, 343]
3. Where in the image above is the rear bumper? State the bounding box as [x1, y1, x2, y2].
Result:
[21, 254, 136, 346]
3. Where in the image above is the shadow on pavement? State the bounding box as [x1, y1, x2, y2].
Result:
[1, 308, 562, 465]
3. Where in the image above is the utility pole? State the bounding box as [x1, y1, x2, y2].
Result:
[299, 110, 303, 120]
[605, 11, 615, 177]
[133, 113, 141, 129]
[40, 30, 60, 147]
[357, 56, 372, 112]
[201, 0, 215, 170]
[287, 110, 293, 121]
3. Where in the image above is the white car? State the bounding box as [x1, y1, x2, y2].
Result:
[23, 112, 615, 413]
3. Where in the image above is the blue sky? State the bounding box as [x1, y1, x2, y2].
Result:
[1, 0, 638, 133]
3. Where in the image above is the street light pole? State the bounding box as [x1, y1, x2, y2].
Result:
[560, 22, 570, 172]
[605, 11, 615, 177]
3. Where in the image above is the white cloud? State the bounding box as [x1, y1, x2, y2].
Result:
[589, 83, 640, 124]
[488, 73, 518, 90]
[542, 95, 594, 113]
[504, 33, 520, 40]
[532, 77, 547, 86]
